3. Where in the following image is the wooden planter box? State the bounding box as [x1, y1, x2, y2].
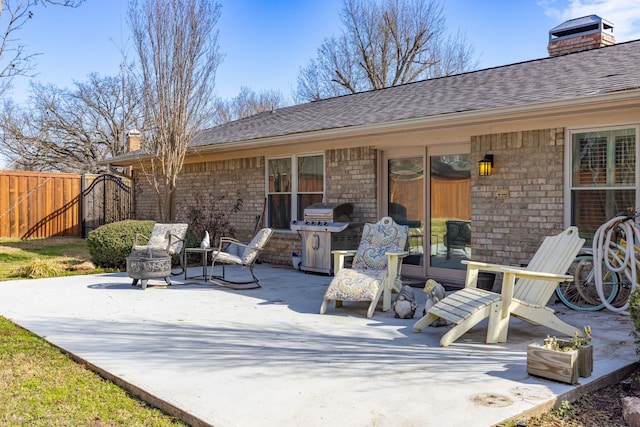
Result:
[526, 343, 593, 384]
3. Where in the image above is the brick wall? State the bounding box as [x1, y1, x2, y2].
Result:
[132, 146, 378, 266]
[325, 146, 378, 223]
[133, 134, 567, 271]
[548, 32, 615, 56]
[471, 128, 565, 267]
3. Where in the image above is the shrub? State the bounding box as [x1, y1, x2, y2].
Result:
[186, 190, 243, 247]
[629, 287, 640, 354]
[87, 220, 155, 268]
[14, 257, 66, 279]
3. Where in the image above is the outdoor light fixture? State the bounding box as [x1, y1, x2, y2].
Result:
[479, 154, 494, 176]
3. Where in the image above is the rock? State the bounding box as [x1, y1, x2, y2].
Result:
[622, 396, 640, 427]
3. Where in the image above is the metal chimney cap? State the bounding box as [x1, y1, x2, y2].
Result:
[549, 15, 613, 41]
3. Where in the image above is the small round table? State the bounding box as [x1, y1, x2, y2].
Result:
[126, 249, 172, 290]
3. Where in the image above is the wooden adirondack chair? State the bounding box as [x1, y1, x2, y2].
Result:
[413, 226, 585, 346]
[320, 217, 409, 318]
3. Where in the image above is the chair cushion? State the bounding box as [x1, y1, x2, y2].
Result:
[147, 233, 170, 249]
[213, 251, 243, 265]
[323, 268, 387, 302]
[353, 221, 408, 270]
[241, 228, 273, 264]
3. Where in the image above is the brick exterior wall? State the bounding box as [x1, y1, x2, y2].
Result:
[132, 146, 378, 266]
[132, 132, 568, 272]
[471, 128, 565, 267]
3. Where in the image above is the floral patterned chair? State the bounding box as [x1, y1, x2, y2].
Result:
[320, 217, 409, 318]
[132, 223, 189, 274]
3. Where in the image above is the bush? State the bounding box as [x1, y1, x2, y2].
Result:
[14, 257, 66, 279]
[186, 190, 243, 247]
[629, 287, 640, 354]
[87, 220, 155, 268]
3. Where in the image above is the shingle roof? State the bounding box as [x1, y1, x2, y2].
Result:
[190, 39, 640, 149]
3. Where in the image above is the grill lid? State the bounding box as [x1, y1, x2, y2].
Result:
[303, 202, 353, 221]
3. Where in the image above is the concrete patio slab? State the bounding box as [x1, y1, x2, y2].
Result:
[0, 263, 637, 427]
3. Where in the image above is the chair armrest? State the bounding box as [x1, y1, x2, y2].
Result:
[167, 233, 185, 252]
[331, 249, 357, 256]
[217, 237, 243, 251]
[462, 260, 528, 274]
[463, 260, 573, 283]
[386, 251, 409, 286]
[133, 232, 150, 247]
[386, 251, 409, 258]
[332, 250, 357, 275]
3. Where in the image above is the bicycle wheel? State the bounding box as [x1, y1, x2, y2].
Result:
[556, 255, 619, 311]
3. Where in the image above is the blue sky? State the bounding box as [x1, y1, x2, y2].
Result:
[6, 0, 640, 105]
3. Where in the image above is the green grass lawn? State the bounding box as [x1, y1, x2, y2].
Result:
[0, 238, 186, 426]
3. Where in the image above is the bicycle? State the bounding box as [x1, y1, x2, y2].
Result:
[591, 211, 640, 313]
[555, 210, 638, 312]
[555, 250, 622, 311]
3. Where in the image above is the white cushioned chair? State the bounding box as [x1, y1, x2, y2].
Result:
[132, 223, 189, 274]
[208, 228, 274, 289]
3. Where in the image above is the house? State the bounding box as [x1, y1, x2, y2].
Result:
[107, 16, 640, 286]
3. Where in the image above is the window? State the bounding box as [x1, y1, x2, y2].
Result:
[267, 154, 324, 229]
[569, 127, 638, 238]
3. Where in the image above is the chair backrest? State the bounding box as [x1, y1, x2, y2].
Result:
[513, 226, 585, 305]
[241, 228, 274, 265]
[352, 217, 408, 270]
[147, 223, 189, 255]
[445, 220, 471, 248]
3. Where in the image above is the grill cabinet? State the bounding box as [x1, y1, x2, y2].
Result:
[290, 202, 357, 274]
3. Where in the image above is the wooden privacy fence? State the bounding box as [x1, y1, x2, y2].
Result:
[0, 171, 131, 239]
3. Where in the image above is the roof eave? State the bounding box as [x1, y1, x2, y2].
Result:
[103, 88, 640, 167]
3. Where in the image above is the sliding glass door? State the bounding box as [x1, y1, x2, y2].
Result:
[383, 145, 470, 283]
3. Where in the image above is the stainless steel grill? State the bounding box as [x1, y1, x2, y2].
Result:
[290, 202, 357, 274]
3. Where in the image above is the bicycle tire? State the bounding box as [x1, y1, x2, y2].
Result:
[556, 255, 619, 311]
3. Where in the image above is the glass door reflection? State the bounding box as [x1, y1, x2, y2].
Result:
[388, 158, 424, 267]
[429, 154, 471, 270]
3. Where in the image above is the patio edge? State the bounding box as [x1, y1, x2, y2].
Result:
[495, 361, 640, 426]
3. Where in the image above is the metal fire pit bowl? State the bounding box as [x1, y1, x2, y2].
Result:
[126, 249, 172, 290]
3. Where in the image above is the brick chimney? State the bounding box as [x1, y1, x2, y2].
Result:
[126, 129, 141, 152]
[548, 15, 615, 57]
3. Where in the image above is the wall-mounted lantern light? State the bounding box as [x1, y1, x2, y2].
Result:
[479, 154, 494, 176]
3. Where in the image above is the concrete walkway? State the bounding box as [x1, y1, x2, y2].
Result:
[0, 263, 637, 427]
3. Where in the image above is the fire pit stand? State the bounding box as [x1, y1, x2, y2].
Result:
[126, 249, 172, 290]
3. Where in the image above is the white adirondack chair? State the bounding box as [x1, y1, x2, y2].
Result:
[413, 226, 585, 346]
[320, 217, 409, 318]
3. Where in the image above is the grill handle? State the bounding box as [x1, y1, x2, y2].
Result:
[312, 233, 320, 250]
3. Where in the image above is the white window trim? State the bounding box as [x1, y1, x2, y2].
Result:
[265, 152, 325, 228]
[563, 124, 640, 227]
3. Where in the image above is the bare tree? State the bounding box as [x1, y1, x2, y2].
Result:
[213, 86, 285, 125]
[128, 0, 222, 221]
[0, 72, 142, 173]
[295, 0, 477, 102]
[0, 1, 84, 95]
